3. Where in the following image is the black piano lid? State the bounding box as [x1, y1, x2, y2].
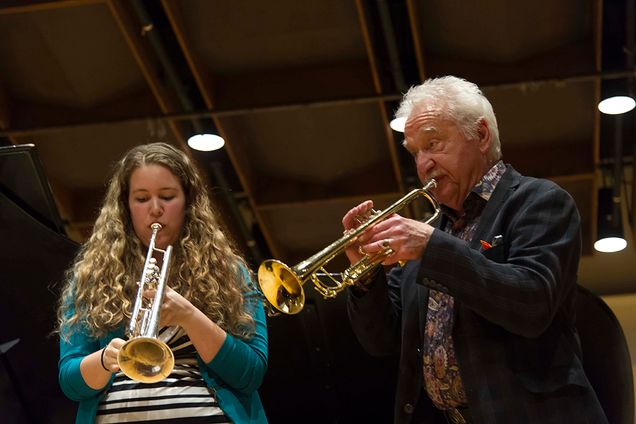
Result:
[0, 144, 79, 421]
[0, 143, 66, 235]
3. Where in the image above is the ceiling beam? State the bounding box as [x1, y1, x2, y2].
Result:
[632, 161, 636, 248]
[0, 0, 104, 16]
[161, 0, 216, 110]
[624, 0, 636, 246]
[354, 0, 404, 193]
[2, 71, 634, 139]
[593, 0, 604, 250]
[406, 0, 426, 81]
[354, 0, 383, 94]
[106, 0, 187, 151]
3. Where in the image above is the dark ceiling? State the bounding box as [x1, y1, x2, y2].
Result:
[0, 0, 635, 294]
[2, 1, 636, 422]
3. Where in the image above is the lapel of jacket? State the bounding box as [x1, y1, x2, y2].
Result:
[417, 277, 429, 333]
[469, 164, 521, 250]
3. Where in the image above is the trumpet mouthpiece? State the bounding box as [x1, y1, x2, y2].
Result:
[425, 179, 437, 190]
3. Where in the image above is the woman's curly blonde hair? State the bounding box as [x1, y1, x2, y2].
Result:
[57, 142, 255, 340]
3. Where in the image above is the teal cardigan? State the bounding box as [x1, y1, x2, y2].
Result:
[58, 271, 269, 424]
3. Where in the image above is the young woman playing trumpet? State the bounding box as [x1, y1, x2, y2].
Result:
[57, 143, 268, 423]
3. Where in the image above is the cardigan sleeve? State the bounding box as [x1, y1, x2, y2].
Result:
[58, 299, 110, 401]
[204, 266, 268, 394]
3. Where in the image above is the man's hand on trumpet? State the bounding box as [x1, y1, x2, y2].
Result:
[342, 200, 435, 266]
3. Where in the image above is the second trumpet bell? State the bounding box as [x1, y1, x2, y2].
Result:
[258, 179, 439, 315]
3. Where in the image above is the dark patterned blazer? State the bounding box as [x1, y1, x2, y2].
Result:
[347, 165, 608, 424]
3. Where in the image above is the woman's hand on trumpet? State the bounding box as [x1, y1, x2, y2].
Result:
[79, 337, 124, 390]
[101, 338, 125, 373]
[343, 200, 435, 265]
[146, 286, 228, 364]
[144, 286, 197, 328]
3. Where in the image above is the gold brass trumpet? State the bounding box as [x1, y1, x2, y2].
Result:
[258, 179, 440, 315]
[117, 223, 175, 383]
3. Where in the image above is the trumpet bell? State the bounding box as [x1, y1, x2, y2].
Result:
[258, 259, 305, 315]
[117, 337, 175, 383]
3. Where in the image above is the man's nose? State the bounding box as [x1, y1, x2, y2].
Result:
[416, 152, 435, 180]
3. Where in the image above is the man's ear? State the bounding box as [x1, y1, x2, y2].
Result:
[477, 118, 491, 154]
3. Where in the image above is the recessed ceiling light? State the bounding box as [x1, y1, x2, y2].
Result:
[598, 96, 636, 115]
[187, 134, 225, 151]
[390, 116, 406, 132]
[594, 236, 627, 253]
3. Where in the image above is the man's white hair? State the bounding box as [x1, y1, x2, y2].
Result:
[395, 76, 502, 162]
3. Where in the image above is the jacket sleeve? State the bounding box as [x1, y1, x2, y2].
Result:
[58, 301, 108, 401]
[204, 267, 268, 394]
[419, 179, 581, 338]
[346, 265, 406, 357]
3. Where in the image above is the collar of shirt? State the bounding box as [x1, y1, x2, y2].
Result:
[441, 160, 506, 226]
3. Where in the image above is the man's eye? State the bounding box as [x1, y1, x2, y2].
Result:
[428, 140, 442, 151]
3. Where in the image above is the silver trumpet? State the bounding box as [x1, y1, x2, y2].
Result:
[117, 223, 175, 383]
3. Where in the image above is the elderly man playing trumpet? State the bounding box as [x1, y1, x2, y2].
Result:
[344, 76, 607, 424]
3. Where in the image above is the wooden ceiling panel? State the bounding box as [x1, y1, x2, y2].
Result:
[211, 61, 377, 109]
[173, 0, 367, 75]
[485, 80, 596, 148]
[423, 40, 596, 86]
[505, 141, 594, 179]
[218, 102, 398, 203]
[0, 3, 145, 107]
[25, 121, 179, 189]
[165, 0, 377, 108]
[416, 0, 592, 64]
[412, 0, 596, 84]
[9, 87, 162, 130]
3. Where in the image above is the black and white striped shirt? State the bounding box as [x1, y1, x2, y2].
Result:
[96, 326, 231, 423]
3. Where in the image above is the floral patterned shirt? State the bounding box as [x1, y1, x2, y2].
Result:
[422, 161, 506, 409]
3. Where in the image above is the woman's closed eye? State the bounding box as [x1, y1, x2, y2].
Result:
[134, 195, 175, 202]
